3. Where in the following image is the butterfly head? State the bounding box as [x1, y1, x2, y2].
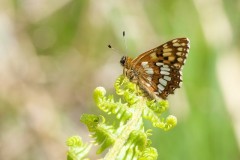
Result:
[120, 56, 127, 66]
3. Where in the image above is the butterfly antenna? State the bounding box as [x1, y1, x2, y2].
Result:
[123, 31, 128, 54]
[107, 31, 127, 55]
[107, 44, 121, 55]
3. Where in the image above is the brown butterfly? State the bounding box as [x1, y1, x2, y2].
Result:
[120, 38, 190, 100]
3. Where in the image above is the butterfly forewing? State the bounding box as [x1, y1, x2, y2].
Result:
[132, 38, 189, 68]
[122, 38, 190, 100]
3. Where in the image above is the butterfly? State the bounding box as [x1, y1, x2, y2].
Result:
[120, 38, 190, 100]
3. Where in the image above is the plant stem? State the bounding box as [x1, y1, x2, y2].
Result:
[104, 98, 145, 160]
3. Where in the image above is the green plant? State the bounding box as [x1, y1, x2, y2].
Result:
[66, 75, 177, 160]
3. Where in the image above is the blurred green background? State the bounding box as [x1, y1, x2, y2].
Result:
[0, 0, 240, 159]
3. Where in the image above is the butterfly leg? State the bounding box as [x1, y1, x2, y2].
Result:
[138, 79, 160, 101]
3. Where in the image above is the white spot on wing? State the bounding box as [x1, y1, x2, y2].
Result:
[164, 76, 171, 81]
[174, 63, 180, 68]
[145, 68, 154, 74]
[156, 62, 164, 66]
[163, 52, 171, 57]
[163, 65, 169, 68]
[161, 67, 170, 71]
[177, 57, 183, 62]
[181, 43, 186, 46]
[180, 76, 183, 81]
[173, 43, 181, 47]
[141, 62, 148, 68]
[179, 70, 183, 75]
[176, 52, 182, 56]
[172, 39, 178, 43]
[158, 84, 165, 91]
[160, 71, 170, 75]
[177, 47, 183, 51]
[159, 78, 167, 86]
[163, 48, 172, 52]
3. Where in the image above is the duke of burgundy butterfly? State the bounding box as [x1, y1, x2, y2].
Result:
[117, 37, 190, 100]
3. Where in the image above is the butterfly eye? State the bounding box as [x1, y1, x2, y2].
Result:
[120, 56, 127, 66]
